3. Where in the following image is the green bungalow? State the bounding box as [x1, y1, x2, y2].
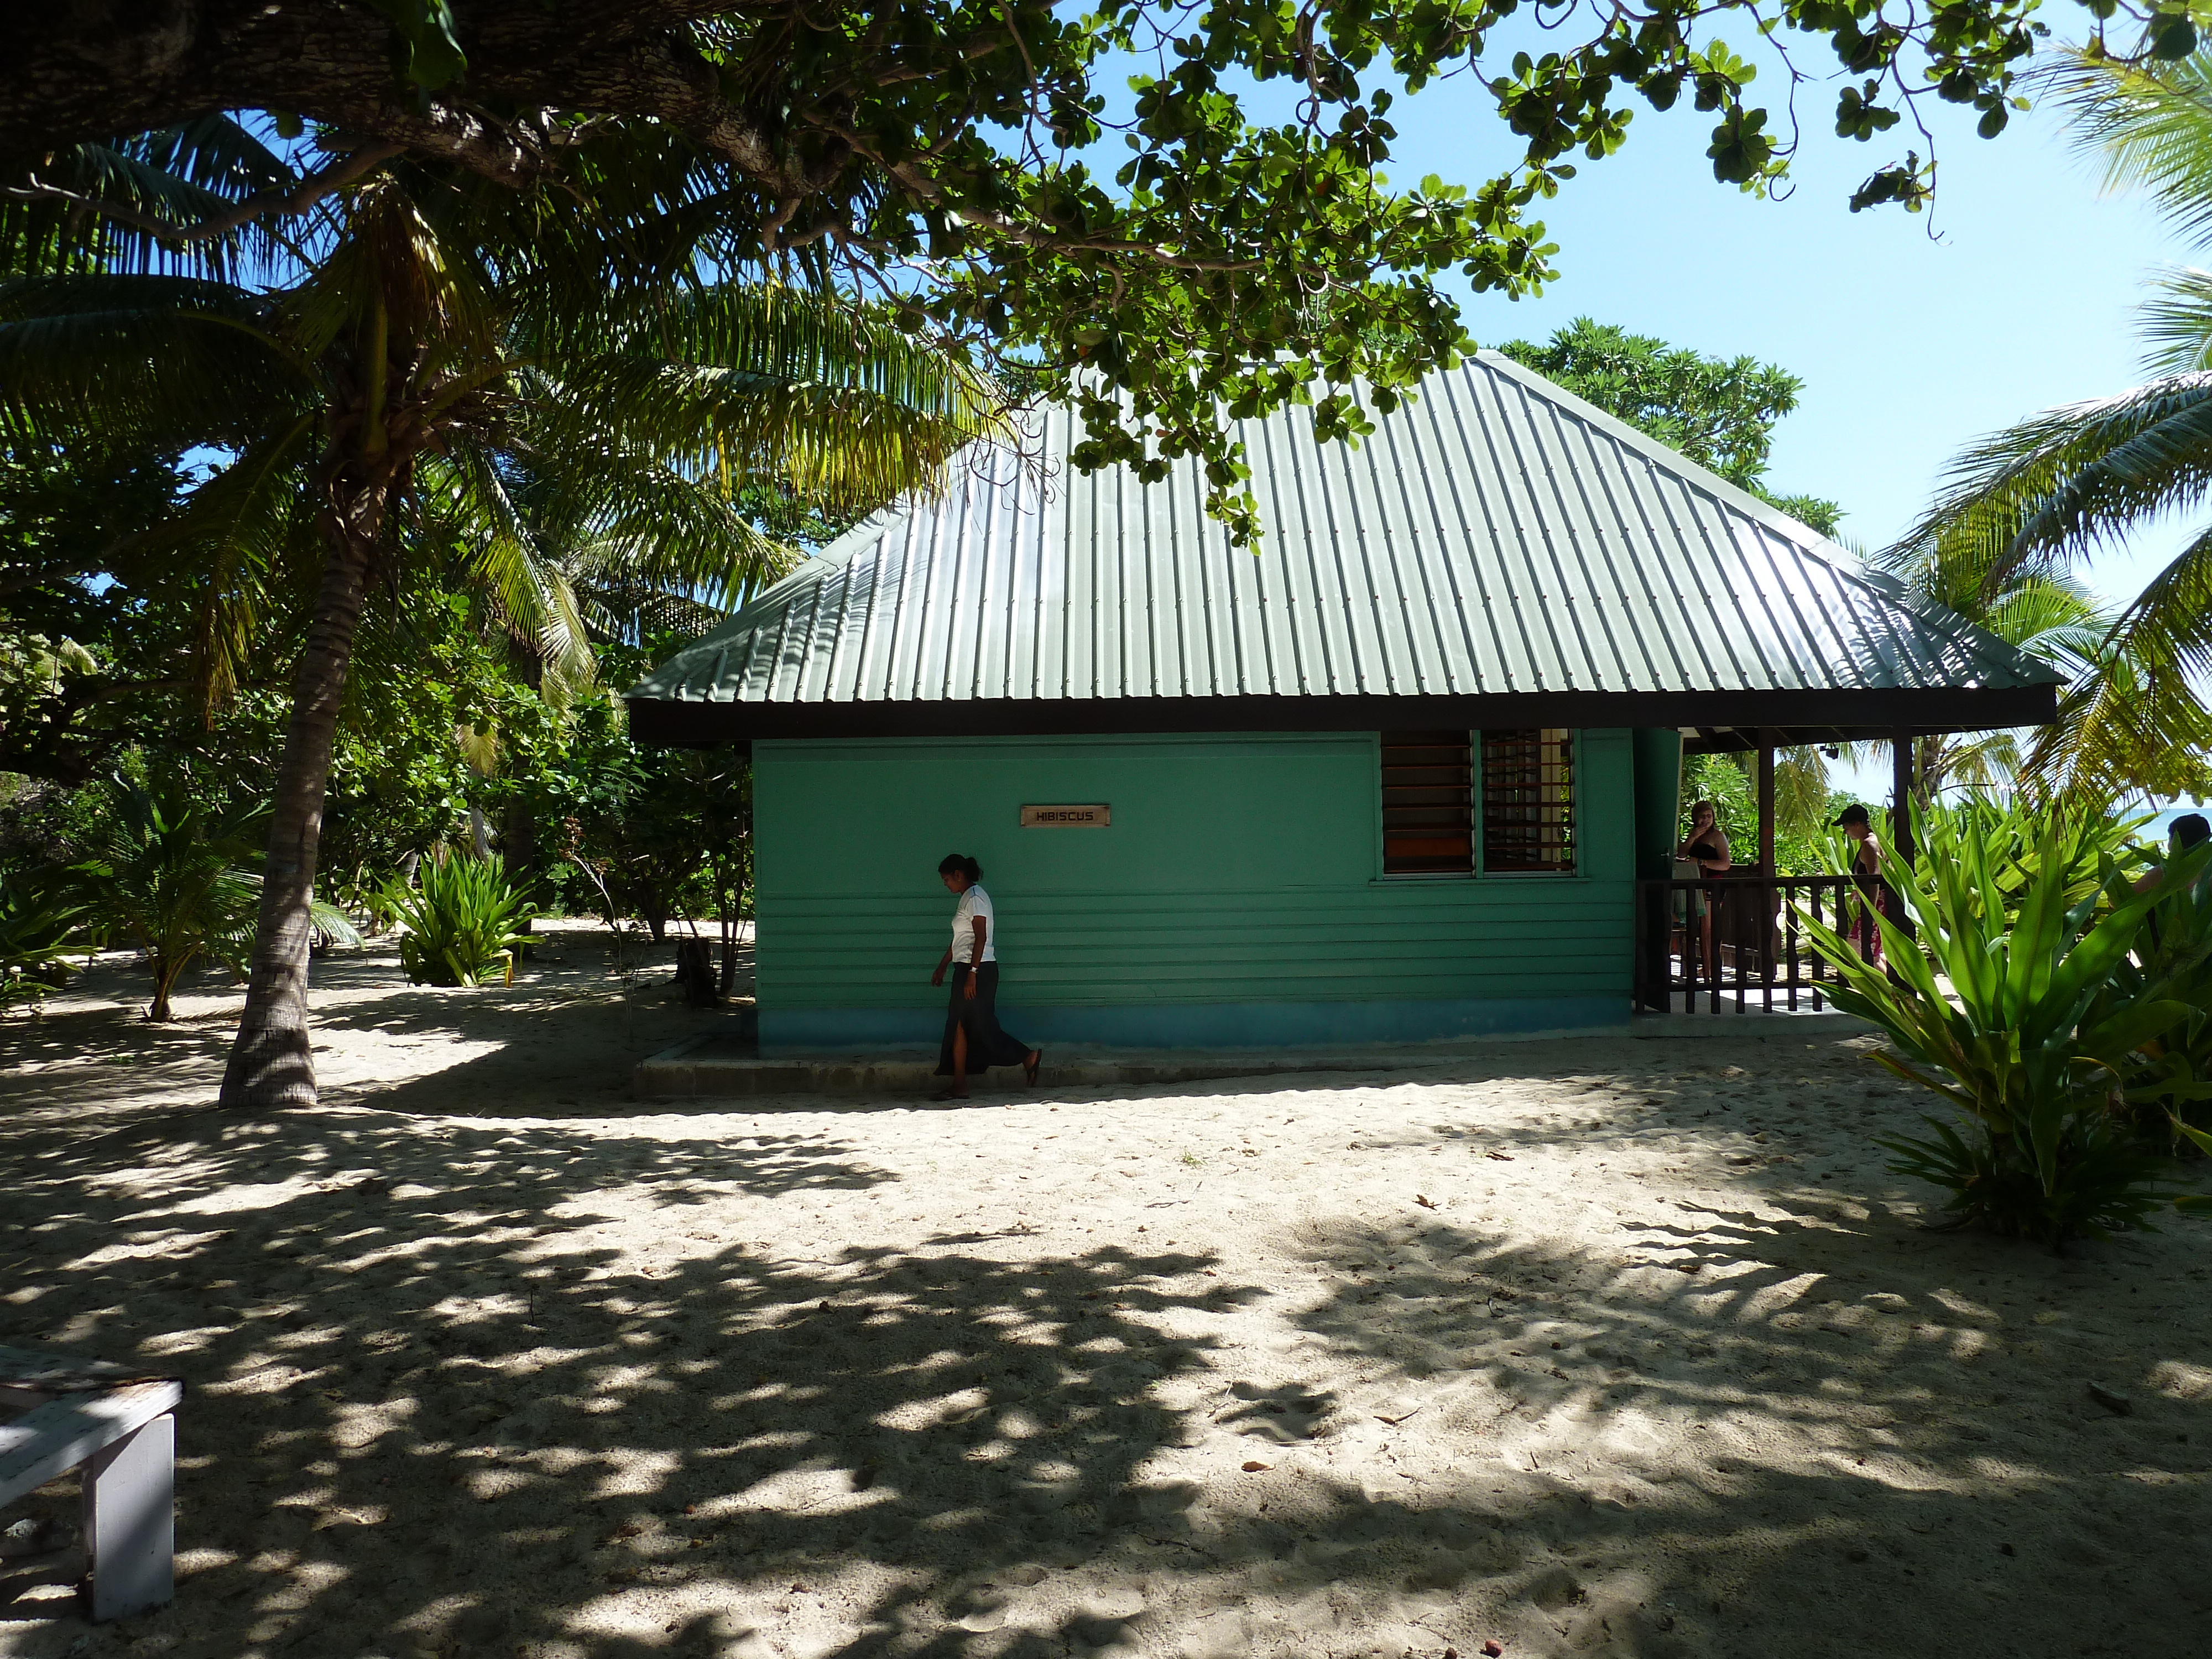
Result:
[628, 353, 2059, 1052]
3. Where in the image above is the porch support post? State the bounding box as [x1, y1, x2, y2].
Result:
[1891, 731, 1916, 865]
[1755, 738, 1777, 997]
[1756, 741, 1776, 873]
[1890, 729, 1917, 953]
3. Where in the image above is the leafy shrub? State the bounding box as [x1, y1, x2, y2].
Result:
[382, 852, 535, 988]
[1803, 809, 2186, 1245]
[1, 875, 81, 1014]
[73, 780, 264, 1021]
[1919, 794, 2153, 919]
[325, 861, 400, 936]
[1879, 1108, 2169, 1242]
[2099, 841, 2212, 1149]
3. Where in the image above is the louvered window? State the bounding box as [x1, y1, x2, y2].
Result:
[1480, 729, 1575, 874]
[1380, 731, 1474, 875]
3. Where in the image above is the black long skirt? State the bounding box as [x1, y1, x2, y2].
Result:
[935, 963, 1032, 1074]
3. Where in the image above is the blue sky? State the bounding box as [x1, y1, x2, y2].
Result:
[1352, 48, 2201, 801]
[1382, 64, 2189, 588]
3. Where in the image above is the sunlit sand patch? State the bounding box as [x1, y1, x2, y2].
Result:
[2150, 1359, 2212, 1399]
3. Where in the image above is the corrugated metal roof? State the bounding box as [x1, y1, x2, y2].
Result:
[630, 352, 2059, 738]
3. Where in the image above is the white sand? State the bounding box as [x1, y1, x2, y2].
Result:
[5, 922, 2211, 1659]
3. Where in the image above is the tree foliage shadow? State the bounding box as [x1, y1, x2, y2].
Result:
[6, 1105, 1272, 1658]
[8, 1036, 2212, 1658]
[1, 926, 726, 1127]
[1274, 1189, 2212, 1658]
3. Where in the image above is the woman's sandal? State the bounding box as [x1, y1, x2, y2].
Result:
[1023, 1050, 1042, 1087]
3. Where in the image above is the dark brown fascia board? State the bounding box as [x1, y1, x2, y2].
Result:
[625, 684, 2058, 749]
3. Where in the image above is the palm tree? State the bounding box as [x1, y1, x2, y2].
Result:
[1884, 48, 2212, 805]
[1, 120, 1006, 1108]
[1846, 559, 2161, 801]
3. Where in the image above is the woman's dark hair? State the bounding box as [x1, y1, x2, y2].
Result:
[938, 853, 983, 882]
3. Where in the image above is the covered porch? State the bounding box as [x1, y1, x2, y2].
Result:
[1635, 723, 1930, 1015]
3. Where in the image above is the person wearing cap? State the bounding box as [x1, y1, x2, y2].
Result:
[2133, 811, 2211, 895]
[1835, 804, 1886, 962]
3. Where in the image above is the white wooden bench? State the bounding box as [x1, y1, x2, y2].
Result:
[0, 1344, 181, 1622]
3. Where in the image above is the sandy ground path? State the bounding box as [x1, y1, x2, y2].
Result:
[4, 925, 2212, 1659]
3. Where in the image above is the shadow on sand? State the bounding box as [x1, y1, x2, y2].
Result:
[6, 1077, 2210, 1659]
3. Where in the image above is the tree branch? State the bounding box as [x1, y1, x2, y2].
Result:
[878, 153, 1260, 272]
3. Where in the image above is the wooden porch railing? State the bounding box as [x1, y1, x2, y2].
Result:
[1633, 874, 1889, 1014]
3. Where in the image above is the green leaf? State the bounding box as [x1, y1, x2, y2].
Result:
[1706, 107, 1775, 185]
[2151, 18, 2199, 60]
[362, 0, 468, 93]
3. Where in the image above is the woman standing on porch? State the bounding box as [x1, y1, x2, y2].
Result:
[930, 854, 1042, 1099]
[1675, 800, 1731, 987]
[1835, 804, 1886, 964]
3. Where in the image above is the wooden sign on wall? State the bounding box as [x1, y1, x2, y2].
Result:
[1020, 804, 1111, 828]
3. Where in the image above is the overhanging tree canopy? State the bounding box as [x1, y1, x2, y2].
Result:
[7, 2, 2199, 538]
[0, 122, 1009, 1110]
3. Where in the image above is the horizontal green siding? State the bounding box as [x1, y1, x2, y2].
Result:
[753, 730, 1635, 1026]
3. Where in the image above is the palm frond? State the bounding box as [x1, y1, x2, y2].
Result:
[461, 126, 738, 307]
[2010, 524, 2212, 805]
[572, 573, 732, 644]
[2099, 515, 2212, 691]
[2020, 648, 2212, 807]
[2047, 47, 2212, 251]
[527, 437, 796, 611]
[2, 116, 315, 283]
[0, 273, 309, 449]
[1977, 573, 2116, 675]
[139, 416, 324, 716]
[1773, 745, 1832, 837]
[1926, 729, 2022, 796]
[2138, 266, 2212, 374]
[549, 284, 1010, 513]
[1885, 375, 2212, 599]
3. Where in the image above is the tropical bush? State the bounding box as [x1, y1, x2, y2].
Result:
[1919, 795, 2156, 917]
[382, 853, 536, 988]
[72, 780, 266, 1022]
[0, 874, 79, 1014]
[1802, 808, 2191, 1245]
[2099, 843, 2212, 1149]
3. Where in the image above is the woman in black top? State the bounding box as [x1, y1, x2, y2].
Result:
[1677, 800, 1730, 983]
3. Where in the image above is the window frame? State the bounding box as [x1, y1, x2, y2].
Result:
[1374, 728, 1580, 881]
[1477, 727, 1578, 878]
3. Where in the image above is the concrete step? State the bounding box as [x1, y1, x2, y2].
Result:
[633, 1031, 1433, 1099]
[632, 1006, 1874, 1099]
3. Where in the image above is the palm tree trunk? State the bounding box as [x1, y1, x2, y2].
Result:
[147, 952, 175, 1022]
[218, 467, 388, 1110]
[504, 803, 536, 937]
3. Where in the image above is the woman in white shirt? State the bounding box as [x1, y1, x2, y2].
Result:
[930, 853, 1041, 1098]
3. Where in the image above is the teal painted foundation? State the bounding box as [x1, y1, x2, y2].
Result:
[752, 730, 1640, 1052]
[761, 995, 1625, 1054]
